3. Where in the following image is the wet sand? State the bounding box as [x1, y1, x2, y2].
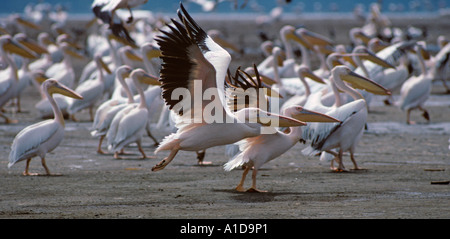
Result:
[0, 15, 449, 219]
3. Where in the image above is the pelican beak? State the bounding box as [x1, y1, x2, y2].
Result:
[17, 36, 49, 55]
[0, 26, 9, 34]
[65, 48, 84, 59]
[287, 31, 313, 50]
[99, 58, 112, 74]
[291, 107, 340, 123]
[34, 71, 48, 84]
[146, 48, 162, 59]
[354, 32, 371, 45]
[255, 110, 307, 127]
[342, 71, 391, 95]
[125, 49, 143, 62]
[296, 28, 333, 47]
[303, 69, 326, 84]
[139, 72, 160, 85]
[277, 51, 285, 66]
[360, 50, 396, 69]
[50, 81, 83, 100]
[3, 38, 37, 59]
[213, 37, 241, 54]
[109, 34, 138, 49]
[16, 17, 41, 30]
[86, 17, 98, 28]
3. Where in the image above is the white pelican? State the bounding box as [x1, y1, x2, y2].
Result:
[67, 54, 112, 121]
[92, 0, 148, 47]
[224, 105, 338, 192]
[91, 65, 133, 154]
[0, 35, 37, 123]
[8, 79, 83, 175]
[151, 3, 306, 172]
[106, 68, 159, 159]
[280, 65, 326, 110]
[302, 65, 391, 171]
[45, 42, 84, 89]
[428, 41, 450, 93]
[397, 44, 432, 125]
[12, 33, 49, 112]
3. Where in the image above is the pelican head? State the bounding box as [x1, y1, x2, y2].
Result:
[60, 42, 84, 59]
[281, 25, 312, 50]
[116, 65, 133, 79]
[0, 35, 37, 59]
[43, 79, 83, 100]
[207, 29, 241, 54]
[238, 107, 307, 127]
[130, 68, 159, 85]
[295, 28, 333, 47]
[282, 105, 340, 123]
[121, 46, 143, 62]
[296, 65, 325, 84]
[14, 33, 49, 55]
[32, 70, 48, 84]
[352, 45, 396, 69]
[94, 54, 112, 74]
[332, 65, 391, 96]
[141, 43, 162, 60]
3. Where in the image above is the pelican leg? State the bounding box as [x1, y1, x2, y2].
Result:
[97, 135, 106, 154]
[146, 128, 160, 146]
[333, 149, 347, 172]
[247, 168, 268, 193]
[349, 149, 366, 171]
[89, 107, 94, 121]
[419, 106, 430, 122]
[235, 166, 250, 192]
[0, 112, 18, 124]
[137, 141, 156, 159]
[406, 109, 415, 125]
[196, 150, 211, 165]
[325, 150, 339, 171]
[152, 147, 179, 171]
[23, 158, 38, 176]
[126, 7, 133, 24]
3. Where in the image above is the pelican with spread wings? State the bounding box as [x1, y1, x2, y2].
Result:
[151, 3, 308, 172]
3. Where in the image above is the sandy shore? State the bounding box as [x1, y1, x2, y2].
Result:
[0, 13, 449, 219]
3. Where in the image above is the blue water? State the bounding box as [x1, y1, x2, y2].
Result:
[2, 0, 449, 15]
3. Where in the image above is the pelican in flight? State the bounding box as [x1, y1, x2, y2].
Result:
[8, 79, 83, 176]
[397, 43, 432, 125]
[151, 3, 306, 172]
[302, 65, 391, 171]
[92, 0, 148, 48]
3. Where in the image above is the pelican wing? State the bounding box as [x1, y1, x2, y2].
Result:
[110, 107, 148, 150]
[302, 99, 366, 155]
[9, 120, 60, 166]
[155, 3, 231, 120]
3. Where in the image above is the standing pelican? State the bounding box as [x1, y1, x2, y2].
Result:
[0, 35, 37, 123]
[91, 65, 134, 154]
[302, 65, 391, 171]
[397, 44, 432, 124]
[224, 105, 339, 193]
[151, 3, 306, 172]
[8, 79, 83, 175]
[106, 68, 159, 159]
[67, 54, 112, 121]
